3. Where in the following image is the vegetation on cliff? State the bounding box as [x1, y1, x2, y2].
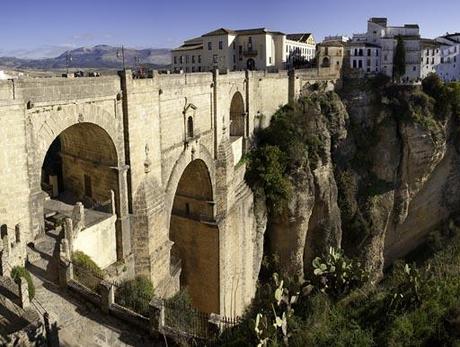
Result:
[220, 226, 460, 346]
[245, 91, 341, 215]
[238, 75, 460, 346]
[336, 74, 460, 275]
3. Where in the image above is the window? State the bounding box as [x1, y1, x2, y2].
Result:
[198, 55, 201, 63]
[269, 57, 272, 64]
[367, 49, 371, 56]
[192, 55, 195, 64]
[219, 41, 223, 50]
[192, 66, 195, 72]
[431, 58, 434, 64]
[413, 66, 416, 71]
[213, 54, 218, 64]
[233, 55, 236, 63]
[286, 46, 288, 53]
[174, 56, 177, 64]
[198, 66, 202, 72]
[187, 116, 194, 138]
[376, 50, 379, 56]
[180, 56, 183, 64]
[186, 55, 189, 64]
[353, 60, 357, 68]
[354, 48, 358, 56]
[384, 55, 388, 61]
[367, 59, 371, 66]
[208, 42, 212, 50]
[359, 49, 363, 56]
[248, 36, 253, 50]
[233, 42, 236, 50]
[358, 60, 363, 68]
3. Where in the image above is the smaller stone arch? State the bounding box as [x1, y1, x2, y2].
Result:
[322, 57, 330, 67]
[230, 91, 245, 137]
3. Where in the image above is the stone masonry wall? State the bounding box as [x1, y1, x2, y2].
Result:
[0, 67, 339, 316]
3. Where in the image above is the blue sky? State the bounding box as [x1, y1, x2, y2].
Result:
[1, 0, 459, 58]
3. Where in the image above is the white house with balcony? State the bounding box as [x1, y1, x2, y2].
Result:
[349, 17, 422, 81]
[171, 27, 315, 72]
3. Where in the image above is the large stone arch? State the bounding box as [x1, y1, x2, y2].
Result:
[164, 144, 216, 224]
[34, 103, 121, 173]
[29, 103, 130, 262]
[166, 145, 220, 314]
[40, 122, 118, 202]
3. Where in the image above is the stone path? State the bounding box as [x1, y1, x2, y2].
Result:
[27, 231, 165, 347]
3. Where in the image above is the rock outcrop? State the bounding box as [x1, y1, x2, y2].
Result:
[255, 77, 459, 281]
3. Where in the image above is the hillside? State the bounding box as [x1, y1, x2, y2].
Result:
[0, 45, 171, 70]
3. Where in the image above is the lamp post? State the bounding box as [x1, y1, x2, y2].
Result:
[117, 45, 126, 70]
[66, 51, 72, 75]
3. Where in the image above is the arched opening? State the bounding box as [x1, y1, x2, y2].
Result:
[230, 92, 245, 137]
[40, 122, 119, 268]
[322, 56, 330, 67]
[247, 58, 255, 71]
[169, 159, 219, 314]
[187, 116, 194, 139]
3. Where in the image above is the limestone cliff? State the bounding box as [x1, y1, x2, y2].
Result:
[335, 77, 452, 279]
[250, 76, 460, 281]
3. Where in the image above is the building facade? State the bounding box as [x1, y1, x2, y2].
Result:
[172, 28, 315, 72]
[435, 33, 460, 81]
[348, 17, 422, 81]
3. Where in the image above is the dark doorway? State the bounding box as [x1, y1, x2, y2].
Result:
[246, 58, 255, 70]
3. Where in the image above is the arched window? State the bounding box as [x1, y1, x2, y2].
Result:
[187, 116, 194, 138]
[0, 224, 7, 239]
[322, 57, 330, 67]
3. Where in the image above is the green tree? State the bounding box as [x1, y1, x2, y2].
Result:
[394, 35, 406, 82]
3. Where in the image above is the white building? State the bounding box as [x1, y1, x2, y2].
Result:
[172, 27, 316, 72]
[348, 42, 381, 73]
[434, 33, 460, 81]
[421, 39, 441, 79]
[349, 18, 422, 81]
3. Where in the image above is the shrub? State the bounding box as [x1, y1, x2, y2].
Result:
[245, 145, 292, 214]
[115, 275, 154, 316]
[11, 266, 35, 300]
[311, 247, 368, 299]
[71, 251, 104, 291]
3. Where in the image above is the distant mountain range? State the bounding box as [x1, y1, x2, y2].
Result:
[0, 45, 171, 70]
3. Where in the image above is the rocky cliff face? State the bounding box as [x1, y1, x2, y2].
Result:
[256, 77, 460, 281]
[264, 91, 347, 278]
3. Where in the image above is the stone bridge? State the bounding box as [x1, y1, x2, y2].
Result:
[0, 68, 339, 316]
